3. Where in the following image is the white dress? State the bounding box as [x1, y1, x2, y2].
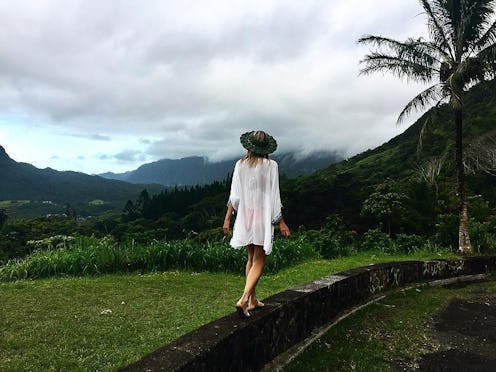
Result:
[228, 158, 282, 255]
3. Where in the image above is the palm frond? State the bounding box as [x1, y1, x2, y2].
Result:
[359, 0, 496, 133]
[460, 0, 496, 45]
[360, 53, 434, 82]
[358, 35, 414, 54]
[358, 35, 443, 82]
[397, 83, 447, 124]
[414, 39, 453, 62]
[359, 35, 443, 64]
[481, 42, 496, 63]
[420, 0, 455, 59]
[476, 43, 496, 78]
[416, 100, 445, 155]
[400, 38, 443, 65]
[359, 54, 429, 80]
[472, 17, 496, 53]
[417, 116, 433, 157]
[456, 54, 493, 84]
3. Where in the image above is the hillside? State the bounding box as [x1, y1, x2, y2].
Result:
[99, 151, 342, 186]
[283, 79, 496, 229]
[0, 147, 162, 217]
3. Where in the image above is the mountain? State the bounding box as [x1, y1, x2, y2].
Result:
[99, 151, 343, 186]
[284, 78, 496, 229]
[0, 146, 162, 217]
[314, 78, 496, 184]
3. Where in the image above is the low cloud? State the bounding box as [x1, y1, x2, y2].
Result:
[0, 0, 429, 173]
[114, 150, 146, 162]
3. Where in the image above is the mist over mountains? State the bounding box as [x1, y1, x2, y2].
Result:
[99, 151, 343, 186]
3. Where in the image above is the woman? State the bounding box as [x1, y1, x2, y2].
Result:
[223, 130, 291, 318]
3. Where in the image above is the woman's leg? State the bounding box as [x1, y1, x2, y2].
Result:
[237, 245, 266, 309]
[245, 244, 259, 308]
[246, 244, 254, 276]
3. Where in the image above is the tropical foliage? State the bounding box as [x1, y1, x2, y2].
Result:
[0, 231, 458, 281]
[358, 0, 496, 254]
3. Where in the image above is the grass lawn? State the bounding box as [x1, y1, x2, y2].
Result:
[284, 278, 496, 372]
[0, 251, 458, 371]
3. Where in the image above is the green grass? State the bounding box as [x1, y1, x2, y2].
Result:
[285, 278, 496, 372]
[0, 200, 30, 208]
[0, 251, 459, 371]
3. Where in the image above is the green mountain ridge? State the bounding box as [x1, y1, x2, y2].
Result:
[283, 79, 496, 230]
[0, 147, 162, 217]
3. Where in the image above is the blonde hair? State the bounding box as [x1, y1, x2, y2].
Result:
[241, 130, 269, 167]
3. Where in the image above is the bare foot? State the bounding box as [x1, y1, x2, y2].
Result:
[235, 300, 250, 318]
[247, 299, 265, 311]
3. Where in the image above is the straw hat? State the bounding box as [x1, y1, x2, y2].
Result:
[240, 131, 277, 155]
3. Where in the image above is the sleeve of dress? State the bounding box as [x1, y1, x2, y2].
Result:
[228, 161, 241, 212]
[270, 161, 283, 225]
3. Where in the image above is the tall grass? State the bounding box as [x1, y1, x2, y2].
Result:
[0, 234, 318, 281]
[0, 229, 457, 282]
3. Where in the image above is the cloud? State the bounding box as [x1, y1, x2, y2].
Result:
[114, 150, 146, 162]
[98, 149, 146, 162]
[68, 133, 111, 141]
[0, 0, 430, 173]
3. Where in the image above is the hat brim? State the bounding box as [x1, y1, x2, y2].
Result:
[240, 131, 277, 155]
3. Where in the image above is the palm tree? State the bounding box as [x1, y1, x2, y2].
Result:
[358, 0, 496, 254]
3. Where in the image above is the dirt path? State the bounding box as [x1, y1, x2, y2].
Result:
[396, 282, 496, 371]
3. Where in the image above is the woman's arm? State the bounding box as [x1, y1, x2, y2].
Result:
[270, 161, 290, 238]
[223, 202, 234, 235]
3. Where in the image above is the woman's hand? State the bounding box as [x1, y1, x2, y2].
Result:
[279, 220, 291, 238]
[223, 202, 233, 235]
[223, 219, 231, 235]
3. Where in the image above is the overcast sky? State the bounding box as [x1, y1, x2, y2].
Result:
[0, 0, 431, 174]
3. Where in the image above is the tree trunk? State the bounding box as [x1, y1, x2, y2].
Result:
[455, 108, 472, 255]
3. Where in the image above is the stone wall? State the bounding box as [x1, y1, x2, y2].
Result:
[120, 257, 496, 371]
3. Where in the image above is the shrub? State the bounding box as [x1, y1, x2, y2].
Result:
[468, 220, 496, 254]
[265, 234, 319, 272]
[303, 229, 353, 259]
[434, 213, 459, 248]
[393, 234, 425, 254]
[468, 196, 492, 222]
[360, 229, 393, 252]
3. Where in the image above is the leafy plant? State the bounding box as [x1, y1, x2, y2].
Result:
[0, 234, 319, 281]
[361, 179, 408, 235]
[359, 229, 394, 253]
[394, 234, 425, 254]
